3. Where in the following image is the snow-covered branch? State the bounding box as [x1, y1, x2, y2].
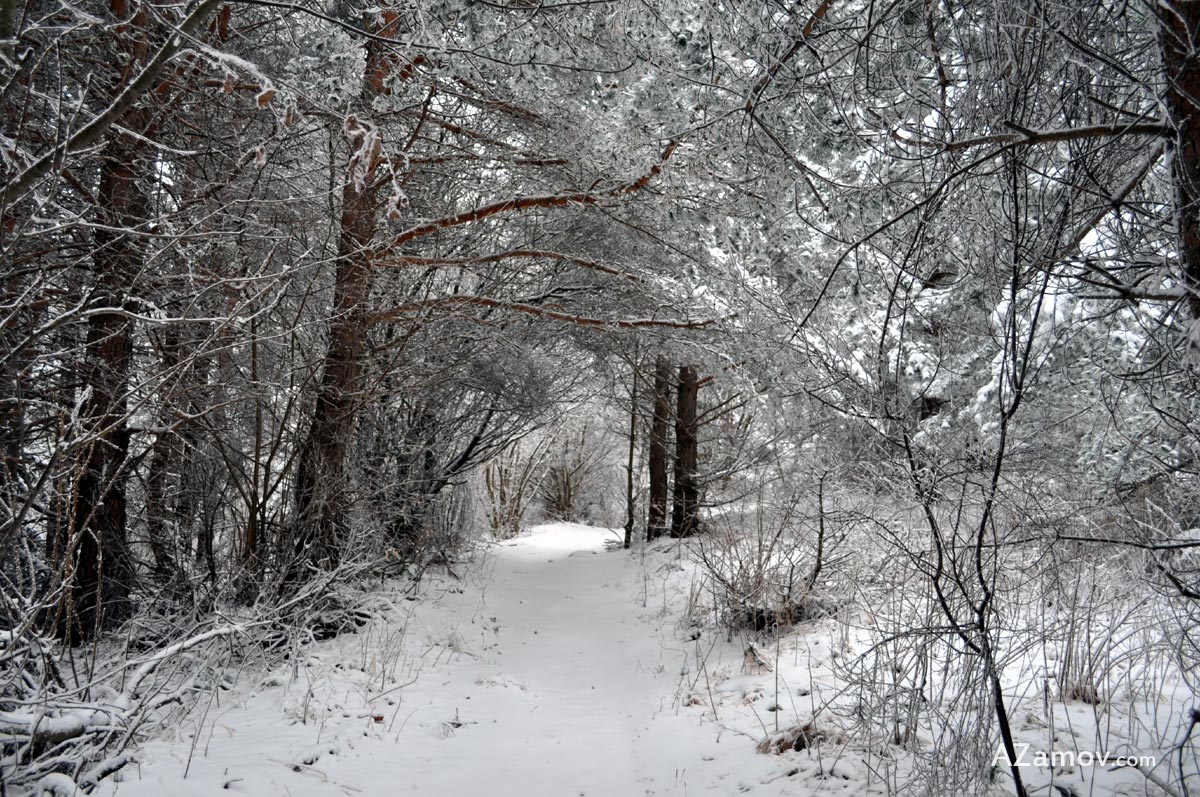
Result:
[378, 142, 678, 253]
[0, 0, 226, 207]
[938, 120, 1170, 152]
[369, 294, 718, 329]
[383, 249, 643, 283]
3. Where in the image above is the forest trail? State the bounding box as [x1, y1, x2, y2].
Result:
[385, 522, 687, 795]
[100, 524, 800, 796]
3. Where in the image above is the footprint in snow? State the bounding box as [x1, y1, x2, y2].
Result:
[291, 741, 339, 770]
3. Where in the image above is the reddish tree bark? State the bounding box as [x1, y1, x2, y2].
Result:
[47, 132, 142, 643]
[290, 22, 396, 574]
[44, 0, 150, 643]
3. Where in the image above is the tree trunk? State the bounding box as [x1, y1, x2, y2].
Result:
[647, 356, 671, 539]
[0, 10, 30, 571]
[0, 284, 28, 516]
[670, 364, 699, 539]
[291, 16, 402, 577]
[623, 355, 638, 549]
[291, 139, 380, 571]
[1162, 1, 1200, 321]
[44, 0, 154, 641]
[47, 134, 143, 643]
[238, 313, 265, 601]
[144, 325, 191, 597]
[144, 318, 212, 600]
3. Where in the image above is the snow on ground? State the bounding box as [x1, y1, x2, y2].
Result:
[93, 522, 1189, 797]
[97, 523, 844, 796]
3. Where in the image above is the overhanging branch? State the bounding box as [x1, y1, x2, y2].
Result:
[377, 141, 678, 254]
[936, 121, 1170, 153]
[0, 0, 226, 207]
[369, 294, 715, 330]
[382, 249, 642, 283]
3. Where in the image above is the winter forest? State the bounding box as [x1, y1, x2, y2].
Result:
[3, 0, 1200, 794]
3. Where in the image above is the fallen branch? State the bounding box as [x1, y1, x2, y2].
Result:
[117, 623, 245, 707]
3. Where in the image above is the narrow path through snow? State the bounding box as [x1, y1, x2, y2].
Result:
[398, 523, 672, 794]
[101, 524, 804, 796]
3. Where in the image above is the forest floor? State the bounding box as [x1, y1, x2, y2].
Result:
[93, 523, 1184, 797]
[96, 523, 835, 796]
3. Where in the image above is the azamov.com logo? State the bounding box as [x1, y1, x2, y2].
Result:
[994, 744, 1157, 769]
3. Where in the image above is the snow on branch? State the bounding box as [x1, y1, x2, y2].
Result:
[377, 141, 679, 254]
[369, 294, 716, 330]
[116, 623, 245, 709]
[0, 624, 243, 747]
[743, 0, 833, 115]
[0, 707, 120, 746]
[383, 250, 643, 283]
[937, 120, 1170, 153]
[0, 0, 226, 207]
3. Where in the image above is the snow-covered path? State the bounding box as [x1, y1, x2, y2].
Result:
[100, 524, 808, 796]
[394, 523, 689, 794]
